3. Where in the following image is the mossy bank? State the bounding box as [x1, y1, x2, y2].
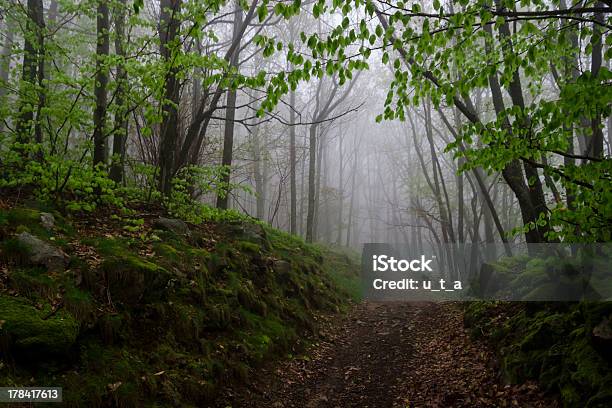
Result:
[464, 257, 612, 408]
[0, 203, 360, 407]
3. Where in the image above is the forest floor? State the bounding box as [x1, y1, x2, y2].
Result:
[215, 302, 559, 408]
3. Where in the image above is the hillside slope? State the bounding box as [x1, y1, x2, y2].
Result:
[0, 203, 359, 407]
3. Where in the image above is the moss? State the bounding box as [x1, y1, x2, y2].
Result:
[7, 266, 56, 300]
[0, 295, 79, 355]
[101, 254, 172, 305]
[153, 242, 180, 260]
[0, 238, 31, 265]
[236, 240, 261, 254]
[465, 301, 612, 407]
[6, 208, 41, 228]
[64, 287, 95, 324]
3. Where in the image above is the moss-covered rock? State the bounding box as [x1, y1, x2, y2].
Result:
[0, 296, 78, 355]
[100, 255, 173, 304]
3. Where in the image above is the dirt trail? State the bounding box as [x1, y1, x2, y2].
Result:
[215, 302, 558, 408]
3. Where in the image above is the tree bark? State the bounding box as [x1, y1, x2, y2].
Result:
[336, 133, 344, 244]
[216, 0, 243, 209]
[588, 2, 604, 159]
[305, 122, 317, 242]
[109, 0, 128, 183]
[157, 0, 181, 194]
[93, 0, 110, 167]
[494, 0, 550, 242]
[345, 145, 358, 247]
[15, 0, 45, 153]
[252, 125, 265, 219]
[289, 90, 297, 234]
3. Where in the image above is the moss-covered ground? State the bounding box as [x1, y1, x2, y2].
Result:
[0, 204, 360, 407]
[464, 258, 612, 408]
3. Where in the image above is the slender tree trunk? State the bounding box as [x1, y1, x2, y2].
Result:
[216, 0, 243, 209]
[454, 109, 464, 243]
[589, 2, 604, 159]
[346, 146, 358, 247]
[109, 0, 128, 183]
[157, 0, 181, 194]
[15, 0, 45, 153]
[306, 123, 317, 242]
[289, 91, 297, 234]
[93, 0, 110, 167]
[313, 129, 325, 239]
[299, 149, 306, 236]
[0, 18, 13, 99]
[252, 126, 265, 219]
[336, 133, 344, 244]
[0, 18, 14, 134]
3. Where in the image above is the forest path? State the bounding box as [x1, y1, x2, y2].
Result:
[215, 302, 556, 408]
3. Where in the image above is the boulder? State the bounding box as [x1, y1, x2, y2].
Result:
[153, 217, 191, 237]
[16, 232, 68, 271]
[39, 212, 55, 229]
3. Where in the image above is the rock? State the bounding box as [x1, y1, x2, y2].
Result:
[39, 212, 55, 229]
[218, 221, 270, 249]
[153, 217, 191, 237]
[16, 232, 68, 271]
[593, 315, 612, 341]
[273, 260, 291, 275]
[0, 296, 79, 355]
[101, 255, 173, 305]
[273, 260, 295, 288]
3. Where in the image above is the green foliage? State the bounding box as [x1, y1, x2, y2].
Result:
[257, 0, 612, 242]
[164, 165, 252, 224]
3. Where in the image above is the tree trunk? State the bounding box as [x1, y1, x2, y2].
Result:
[216, 0, 243, 209]
[0, 18, 13, 100]
[313, 128, 325, 239]
[15, 0, 45, 153]
[289, 90, 297, 234]
[109, 0, 128, 183]
[588, 2, 604, 159]
[252, 126, 265, 219]
[493, 0, 550, 242]
[336, 133, 344, 244]
[305, 123, 317, 242]
[157, 0, 181, 194]
[93, 0, 110, 167]
[0, 17, 13, 134]
[345, 146, 358, 247]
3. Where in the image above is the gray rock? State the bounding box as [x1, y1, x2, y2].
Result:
[16, 232, 68, 271]
[593, 315, 612, 341]
[153, 217, 191, 237]
[220, 221, 270, 248]
[273, 260, 291, 275]
[40, 212, 55, 229]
